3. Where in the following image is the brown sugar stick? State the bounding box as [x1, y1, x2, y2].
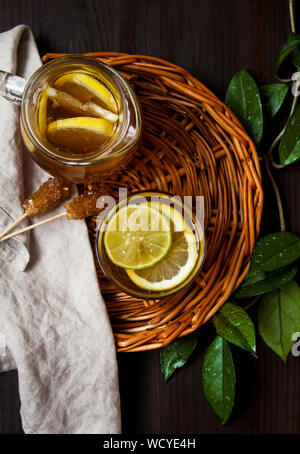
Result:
[64, 184, 105, 219]
[0, 177, 70, 239]
[0, 184, 105, 242]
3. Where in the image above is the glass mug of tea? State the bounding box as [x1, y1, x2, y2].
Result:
[0, 56, 142, 183]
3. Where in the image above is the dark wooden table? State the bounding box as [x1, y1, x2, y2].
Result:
[0, 0, 299, 435]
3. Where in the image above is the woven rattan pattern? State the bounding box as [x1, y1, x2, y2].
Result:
[42, 52, 263, 352]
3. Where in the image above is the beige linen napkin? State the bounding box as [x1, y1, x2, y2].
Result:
[0, 25, 121, 434]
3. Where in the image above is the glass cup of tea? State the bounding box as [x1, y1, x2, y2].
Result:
[96, 190, 206, 300]
[0, 56, 142, 183]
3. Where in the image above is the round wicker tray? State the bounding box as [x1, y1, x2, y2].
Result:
[42, 52, 263, 352]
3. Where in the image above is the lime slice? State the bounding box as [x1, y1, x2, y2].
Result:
[104, 204, 172, 269]
[46, 87, 118, 123]
[126, 204, 200, 291]
[46, 117, 114, 153]
[53, 72, 118, 114]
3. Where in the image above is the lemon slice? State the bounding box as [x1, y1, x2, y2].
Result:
[53, 72, 118, 114]
[104, 204, 172, 269]
[47, 117, 114, 153]
[46, 87, 118, 123]
[37, 89, 48, 136]
[47, 86, 85, 116]
[126, 204, 200, 291]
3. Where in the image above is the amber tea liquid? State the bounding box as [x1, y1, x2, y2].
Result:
[36, 69, 121, 156]
[20, 57, 142, 183]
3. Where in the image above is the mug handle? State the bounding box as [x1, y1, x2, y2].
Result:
[0, 71, 27, 105]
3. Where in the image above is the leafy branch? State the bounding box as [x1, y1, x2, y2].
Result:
[159, 0, 300, 426]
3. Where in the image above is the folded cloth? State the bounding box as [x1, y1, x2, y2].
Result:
[0, 25, 121, 434]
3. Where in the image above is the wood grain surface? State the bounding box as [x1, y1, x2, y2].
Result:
[0, 0, 299, 434]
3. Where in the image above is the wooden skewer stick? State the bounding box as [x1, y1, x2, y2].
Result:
[0, 177, 71, 240]
[0, 212, 66, 242]
[0, 212, 28, 240]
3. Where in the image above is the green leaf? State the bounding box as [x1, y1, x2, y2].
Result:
[225, 69, 263, 145]
[160, 331, 198, 381]
[291, 47, 300, 69]
[202, 336, 235, 425]
[275, 32, 300, 72]
[235, 262, 298, 298]
[213, 303, 256, 356]
[249, 232, 300, 274]
[279, 104, 300, 165]
[259, 84, 289, 118]
[258, 280, 300, 361]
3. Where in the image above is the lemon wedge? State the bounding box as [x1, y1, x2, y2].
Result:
[103, 204, 172, 269]
[46, 87, 118, 123]
[126, 203, 200, 291]
[53, 72, 118, 114]
[37, 89, 48, 136]
[46, 117, 114, 153]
